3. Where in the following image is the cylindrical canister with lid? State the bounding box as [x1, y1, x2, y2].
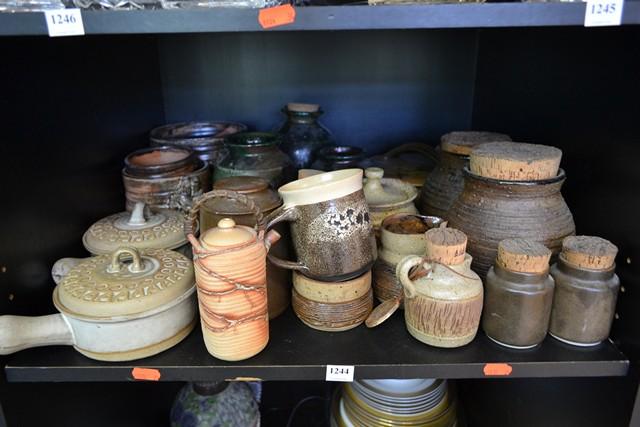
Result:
[150, 121, 248, 166]
[122, 146, 211, 212]
[549, 236, 620, 347]
[395, 228, 484, 348]
[483, 239, 555, 349]
[448, 142, 576, 278]
[198, 177, 292, 319]
[186, 191, 280, 361]
[418, 131, 511, 219]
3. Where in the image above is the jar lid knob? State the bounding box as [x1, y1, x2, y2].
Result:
[365, 167, 384, 180]
[217, 218, 236, 229]
[127, 202, 149, 226]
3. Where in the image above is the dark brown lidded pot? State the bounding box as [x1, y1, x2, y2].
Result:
[549, 236, 620, 347]
[483, 239, 555, 349]
[418, 131, 511, 219]
[150, 121, 248, 166]
[122, 146, 211, 212]
[198, 177, 291, 320]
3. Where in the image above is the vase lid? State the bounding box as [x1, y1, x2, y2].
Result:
[470, 142, 562, 181]
[287, 102, 320, 113]
[201, 218, 257, 249]
[55, 247, 194, 318]
[363, 167, 417, 207]
[497, 238, 551, 274]
[561, 235, 618, 270]
[83, 202, 188, 255]
[440, 131, 512, 156]
[207, 177, 281, 215]
[365, 297, 400, 328]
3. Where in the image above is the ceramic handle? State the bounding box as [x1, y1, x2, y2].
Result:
[264, 206, 310, 274]
[107, 247, 143, 273]
[396, 255, 426, 299]
[0, 314, 74, 355]
[51, 257, 87, 285]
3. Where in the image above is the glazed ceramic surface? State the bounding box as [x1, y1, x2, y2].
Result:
[483, 264, 555, 349]
[311, 145, 365, 171]
[200, 177, 291, 319]
[448, 169, 575, 278]
[397, 254, 483, 348]
[267, 169, 377, 281]
[363, 167, 419, 231]
[150, 121, 248, 165]
[276, 104, 334, 169]
[549, 256, 620, 346]
[214, 131, 292, 187]
[0, 247, 197, 361]
[170, 382, 260, 427]
[123, 147, 210, 212]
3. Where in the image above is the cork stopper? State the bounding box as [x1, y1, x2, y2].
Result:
[497, 238, 551, 274]
[561, 235, 618, 270]
[424, 228, 467, 265]
[469, 142, 562, 181]
[440, 131, 512, 156]
[287, 102, 320, 113]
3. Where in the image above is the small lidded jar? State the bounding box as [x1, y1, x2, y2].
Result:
[549, 236, 620, 347]
[483, 239, 555, 349]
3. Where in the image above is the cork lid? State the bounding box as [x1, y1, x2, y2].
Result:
[440, 131, 512, 156]
[561, 235, 618, 270]
[287, 102, 320, 113]
[55, 247, 194, 318]
[424, 228, 467, 265]
[497, 238, 551, 274]
[469, 142, 562, 181]
[201, 218, 257, 249]
[83, 202, 187, 255]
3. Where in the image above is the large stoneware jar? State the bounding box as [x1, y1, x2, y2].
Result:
[448, 142, 575, 277]
[418, 131, 511, 219]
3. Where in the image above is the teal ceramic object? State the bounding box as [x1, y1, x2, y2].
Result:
[170, 382, 260, 427]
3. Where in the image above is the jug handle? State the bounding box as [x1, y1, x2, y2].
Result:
[396, 255, 428, 299]
[264, 206, 310, 274]
[0, 314, 73, 355]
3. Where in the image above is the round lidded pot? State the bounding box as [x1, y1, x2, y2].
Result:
[363, 167, 419, 232]
[199, 178, 291, 320]
[275, 103, 334, 170]
[483, 239, 555, 349]
[448, 142, 575, 278]
[122, 146, 211, 213]
[186, 191, 281, 361]
[418, 131, 511, 219]
[549, 236, 620, 347]
[395, 228, 483, 348]
[311, 145, 365, 171]
[214, 132, 293, 188]
[373, 214, 445, 307]
[150, 121, 248, 166]
[82, 202, 190, 256]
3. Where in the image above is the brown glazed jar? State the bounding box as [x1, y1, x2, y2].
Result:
[549, 236, 620, 346]
[448, 168, 575, 278]
[483, 239, 555, 349]
[418, 131, 511, 219]
[198, 177, 291, 320]
[123, 146, 210, 212]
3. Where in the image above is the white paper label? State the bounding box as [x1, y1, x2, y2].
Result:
[44, 9, 85, 37]
[325, 365, 354, 382]
[584, 0, 624, 27]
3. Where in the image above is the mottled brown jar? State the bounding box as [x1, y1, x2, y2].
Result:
[197, 177, 291, 320]
[448, 169, 575, 278]
[549, 237, 620, 347]
[123, 146, 210, 212]
[418, 131, 511, 219]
